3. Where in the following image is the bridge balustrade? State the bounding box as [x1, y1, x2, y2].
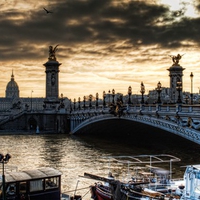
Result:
[69, 103, 200, 144]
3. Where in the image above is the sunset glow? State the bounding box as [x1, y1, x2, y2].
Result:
[1, 0, 200, 99]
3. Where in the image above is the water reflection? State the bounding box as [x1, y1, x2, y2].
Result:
[0, 132, 199, 198]
[41, 135, 66, 166]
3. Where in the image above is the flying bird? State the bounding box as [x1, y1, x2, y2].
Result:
[43, 7, 53, 14]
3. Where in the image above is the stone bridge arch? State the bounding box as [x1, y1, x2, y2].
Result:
[28, 116, 38, 131]
[70, 113, 200, 145]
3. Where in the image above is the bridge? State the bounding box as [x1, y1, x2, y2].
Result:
[69, 103, 200, 145]
[0, 101, 200, 145]
[1, 48, 198, 144]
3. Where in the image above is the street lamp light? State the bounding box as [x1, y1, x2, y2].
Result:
[112, 89, 115, 104]
[140, 82, 145, 104]
[176, 81, 182, 103]
[103, 91, 106, 108]
[0, 153, 11, 200]
[156, 81, 162, 104]
[128, 86, 132, 104]
[190, 72, 194, 105]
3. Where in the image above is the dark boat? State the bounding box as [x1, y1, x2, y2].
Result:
[90, 182, 113, 200]
[90, 179, 166, 200]
[0, 167, 81, 200]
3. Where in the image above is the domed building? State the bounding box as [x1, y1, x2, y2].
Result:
[5, 70, 19, 98]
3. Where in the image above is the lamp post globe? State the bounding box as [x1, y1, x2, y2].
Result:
[128, 86, 132, 104]
[112, 89, 115, 104]
[140, 82, 145, 104]
[108, 90, 111, 104]
[103, 91, 106, 108]
[190, 72, 194, 105]
[0, 153, 11, 200]
[83, 96, 86, 109]
[78, 97, 81, 110]
[156, 81, 162, 104]
[89, 94, 92, 108]
[96, 93, 99, 107]
[73, 98, 76, 110]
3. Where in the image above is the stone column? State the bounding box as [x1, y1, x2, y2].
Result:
[43, 45, 62, 109]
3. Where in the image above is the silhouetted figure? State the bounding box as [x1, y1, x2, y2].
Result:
[48, 45, 59, 61]
[169, 54, 184, 65]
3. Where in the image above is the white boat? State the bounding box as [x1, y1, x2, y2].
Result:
[82, 154, 187, 200]
[181, 165, 200, 199]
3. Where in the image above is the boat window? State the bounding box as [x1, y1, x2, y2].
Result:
[6, 183, 16, 196]
[19, 182, 27, 193]
[45, 177, 59, 189]
[30, 179, 43, 192]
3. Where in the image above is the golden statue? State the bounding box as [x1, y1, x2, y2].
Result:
[169, 54, 184, 65]
[48, 45, 59, 61]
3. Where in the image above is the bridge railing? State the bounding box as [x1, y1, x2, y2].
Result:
[70, 105, 200, 144]
[70, 103, 200, 130]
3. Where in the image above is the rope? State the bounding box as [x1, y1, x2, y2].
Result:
[81, 189, 91, 199]
[63, 186, 90, 193]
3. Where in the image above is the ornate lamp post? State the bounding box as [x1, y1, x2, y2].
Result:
[0, 153, 11, 200]
[190, 72, 194, 105]
[112, 89, 115, 104]
[176, 81, 182, 103]
[73, 98, 76, 110]
[128, 86, 132, 104]
[78, 97, 81, 110]
[103, 91, 106, 108]
[89, 94, 92, 108]
[69, 99, 72, 112]
[140, 82, 145, 104]
[156, 81, 162, 104]
[96, 93, 99, 107]
[108, 90, 111, 104]
[31, 90, 33, 111]
[83, 96, 86, 109]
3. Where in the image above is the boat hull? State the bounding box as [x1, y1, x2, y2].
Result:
[91, 184, 113, 200]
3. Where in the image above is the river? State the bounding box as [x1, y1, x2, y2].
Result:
[0, 130, 199, 199]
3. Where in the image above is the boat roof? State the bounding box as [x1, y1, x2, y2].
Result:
[193, 165, 200, 169]
[184, 165, 200, 170]
[103, 154, 181, 164]
[0, 167, 62, 183]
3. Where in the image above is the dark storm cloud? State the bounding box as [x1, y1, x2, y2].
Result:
[1, 0, 200, 61]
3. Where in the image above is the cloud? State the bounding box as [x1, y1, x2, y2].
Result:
[1, 0, 199, 61]
[1, 0, 200, 98]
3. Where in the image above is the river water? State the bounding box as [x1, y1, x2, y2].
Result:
[0, 131, 200, 199]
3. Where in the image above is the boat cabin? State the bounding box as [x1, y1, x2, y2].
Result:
[0, 167, 62, 200]
[184, 165, 200, 199]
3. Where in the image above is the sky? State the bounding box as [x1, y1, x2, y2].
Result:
[1, 0, 200, 100]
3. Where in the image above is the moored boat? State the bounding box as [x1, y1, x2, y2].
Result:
[0, 167, 82, 200]
[90, 182, 113, 200]
[82, 154, 187, 200]
[181, 164, 200, 199]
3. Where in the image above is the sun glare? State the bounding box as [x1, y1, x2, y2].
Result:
[160, 0, 198, 18]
